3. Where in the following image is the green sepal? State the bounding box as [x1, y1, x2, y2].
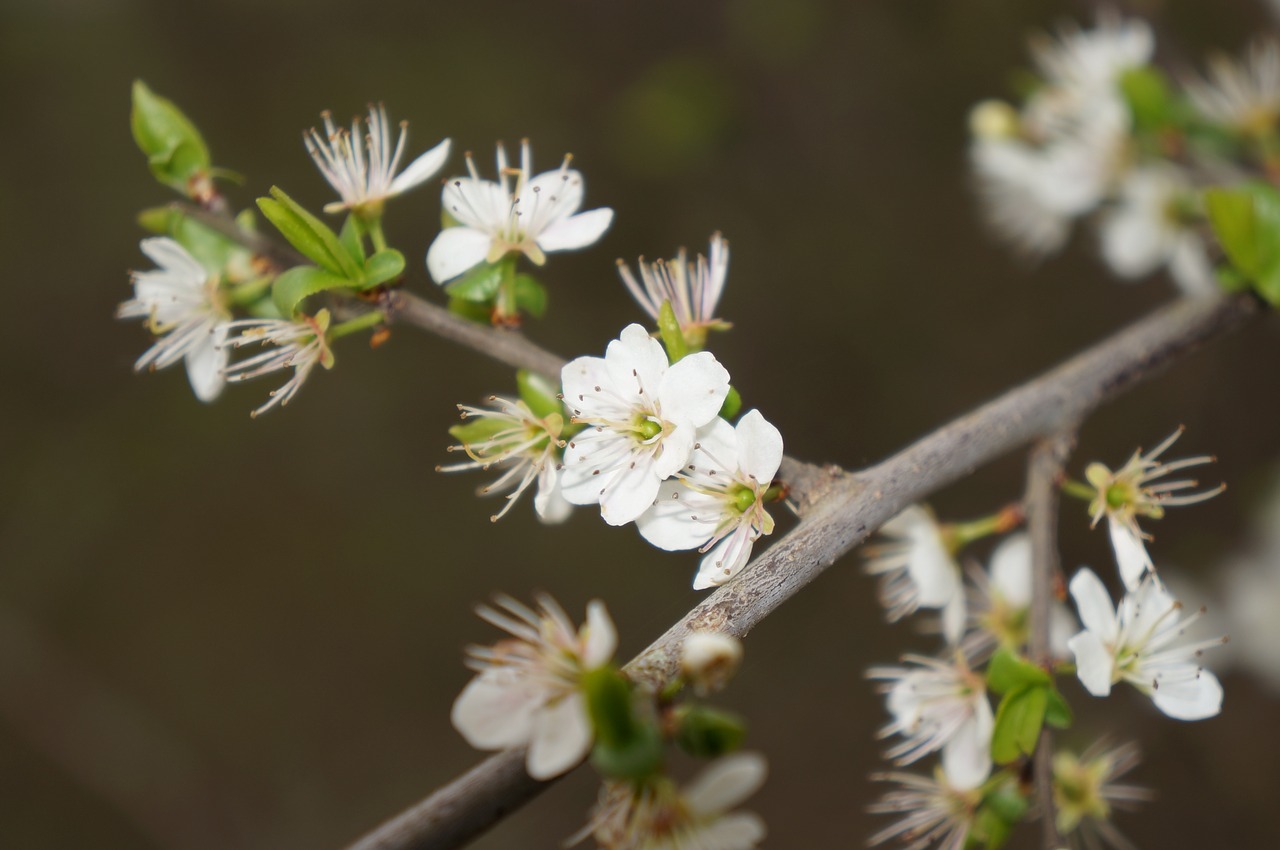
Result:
[272, 265, 355, 318]
[449, 415, 511, 446]
[1044, 687, 1073, 729]
[991, 684, 1048, 764]
[137, 206, 172, 233]
[130, 80, 211, 194]
[718, 386, 742, 421]
[446, 262, 504, 303]
[517, 370, 564, 421]
[364, 249, 406, 288]
[339, 217, 366, 267]
[258, 186, 363, 281]
[583, 667, 664, 782]
[984, 785, 1030, 824]
[448, 298, 493, 323]
[514, 273, 548, 319]
[1119, 66, 1176, 133]
[672, 704, 746, 758]
[657, 300, 688, 363]
[972, 807, 1013, 850]
[986, 649, 1050, 695]
[972, 787, 1028, 850]
[590, 722, 665, 783]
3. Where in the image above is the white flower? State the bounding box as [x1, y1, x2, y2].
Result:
[118, 237, 231, 402]
[437, 394, 571, 524]
[636, 411, 782, 590]
[1186, 41, 1280, 134]
[1067, 567, 1225, 720]
[580, 752, 767, 850]
[1083, 428, 1224, 590]
[1053, 741, 1151, 850]
[867, 654, 993, 790]
[868, 767, 980, 850]
[1100, 166, 1217, 296]
[560, 324, 730, 527]
[451, 594, 616, 780]
[617, 233, 730, 343]
[964, 533, 1076, 660]
[864, 506, 967, 644]
[305, 104, 450, 214]
[1029, 11, 1153, 101]
[222, 310, 335, 418]
[427, 139, 614, 283]
[680, 631, 743, 695]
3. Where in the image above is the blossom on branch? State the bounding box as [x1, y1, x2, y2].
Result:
[560, 324, 730, 526]
[617, 233, 731, 346]
[636, 410, 783, 590]
[964, 533, 1076, 660]
[1186, 40, 1280, 134]
[222, 311, 335, 418]
[1053, 741, 1151, 850]
[118, 237, 231, 402]
[868, 767, 979, 850]
[427, 139, 614, 283]
[451, 594, 616, 780]
[864, 506, 967, 644]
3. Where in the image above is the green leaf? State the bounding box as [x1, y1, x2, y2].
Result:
[673, 705, 746, 758]
[1044, 687, 1073, 729]
[517, 370, 564, 420]
[364, 249, 406, 288]
[271, 266, 355, 317]
[514, 273, 548, 319]
[986, 649, 1050, 695]
[1119, 66, 1175, 133]
[657, 300, 688, 362]
[973, 807, 1014, 850]
[257, 187, 363, 280]
[991, 684, 1048, 764]
[339, 216, 366, 267]
[718, 385, 742, 421]
[446, 262, 504, 303]
[131, 80, 211, 194]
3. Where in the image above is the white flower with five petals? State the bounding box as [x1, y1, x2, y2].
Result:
[560, 324, 730, 526]
[427, 140, 614, 283]
[636, 410, 782, 590]
[1067, 567, 1225, 720]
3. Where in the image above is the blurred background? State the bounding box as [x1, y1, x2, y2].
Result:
[3, 0, 1280, 847]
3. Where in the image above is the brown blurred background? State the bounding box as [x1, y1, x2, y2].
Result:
[2, 0, 1280, 847]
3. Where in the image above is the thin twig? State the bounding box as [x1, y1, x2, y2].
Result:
[344, 292, 1260, 850]
[1024, 429, 1077, 850]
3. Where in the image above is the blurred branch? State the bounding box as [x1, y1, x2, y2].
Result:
[343, 292, 1261, 850]
[1024, 429, 1078, 850]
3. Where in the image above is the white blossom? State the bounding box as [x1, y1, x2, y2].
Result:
[560, 324, 730, 526]
[427, 139, 614, 283]
[118, 237, 231, 402]
[222, 311, 335, 418]
[636, 410, 782, 589]
[867, 654, 993, 790]
[437, 395, 571, 524]
[1067, 567, 1225, 720]
[617, 233, 730, 340]
[579, 752, 767, 850]
[305, 104, 450, 214]
[1029, 12, 1153, 103]
[868, 767, 980, 850]
[680, 631, 743, 695]
[451, 594, 616, 780]
[1053, 741, 1151, 850]
[1186, 41, 1280, 134]
[963, 533, 1076, 660]
[864, 506, 967, 644]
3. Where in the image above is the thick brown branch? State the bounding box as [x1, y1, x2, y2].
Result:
[343, 292, 1260, 850]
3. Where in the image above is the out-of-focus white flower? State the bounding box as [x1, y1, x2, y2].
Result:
[560, 324, 730, 527]
[636, 411, 782, 590]
[964, 533, 1077, 660]
[452, 594, 616, 780]
[1029, 12, 1153, 102]
[618, 233, 731, 344]
[427, 139, 614, 283]
[1083, 428, 1223, 590]
[1186, 41, 1280, 134]
[1067, 568, 1225, 720]
[1100, 166, 1217, 296]
[437, 395, 571, 523]
[1053, 741, 1152, 849]
[868, 767, 980, 850]
[118, 237, 231, 402]
[680, 631, 743, 695]
[222, 311, 335, 418]
[867, 654, 993, 790]
[864, 506, 967, 644]
[580, 752, 767, 850]
[305, 104, 450, 214]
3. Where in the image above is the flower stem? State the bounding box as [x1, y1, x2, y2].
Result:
[329, 310, 386, 341]
[1060, 478, 1095, 502]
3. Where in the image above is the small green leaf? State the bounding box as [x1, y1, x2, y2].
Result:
[271, 266, 355, 317]
[984, 785, 1030, 823]
[590, 722, 665, 783]
[257, 187, 363, 280]
[673, 704, 747, 758]
[973, 807, 1014, 850]
[517, 370, 564, 420]
[1119, 66, 1174, 133]
[514, 273, 548, 319]
[991, 684, 1048, 764]
[131, 80, 211, 194]
[986, 649, 1050, 695]
[339, 217, 366, 267]
[718, 385, 742, 421]
[446, 262, 504, 303]
[1044, 687, 1073, 729]
[364, 249, 406, 288]
[657, 300, 688, 363]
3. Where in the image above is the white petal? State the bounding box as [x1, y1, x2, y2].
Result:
[989, 533, 1032, 608]
[652, 417, 696, 481]
[683, 752, 768, 815]
[1151, 669, 1223, 721]
[535, 207, 614, 252]
[184, 322, 228, 402]
[533, 466, 573, 524]
[526, 692, 593, 780]
[1049, 604, 1078, 661]
[1108, 518, 1153, 591]
[638, 481, 720, 552]
[560, 429, 621, 507]
[694, 529, 755, 590]
[1169, 233, 1219, 297]
[450, 673, 541, 749]
[582, 600, 617, 668]
[520, 166, 585, 229]
[599, 452, 662, 526]
[442, 176, 507, 231]
[140, 237, 206, 281]
[941, 589, 968, 645]
[658, 351, 730, 426]
[907, 532, 960, 610]
[692, 813, 766, 848]
[605, 324, 668, 407]
[426, 227, 492, 283]
[734, 410, 783, 484]
[561, 355, 627, 420]
[388, 137, 451, 195]
[1100, 198, 1167, 279]
[941, 699, 993, 791]
[1068, 631, 1115, 697]
[1069, 567, 1119, 642]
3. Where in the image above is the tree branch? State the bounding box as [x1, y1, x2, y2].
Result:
[342, 292, 1260, 850]
[1024, 430, 1077, 850]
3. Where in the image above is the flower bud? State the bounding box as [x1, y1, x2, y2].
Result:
[968, 99, 1020, 140]
[680, 631, 743, 695]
